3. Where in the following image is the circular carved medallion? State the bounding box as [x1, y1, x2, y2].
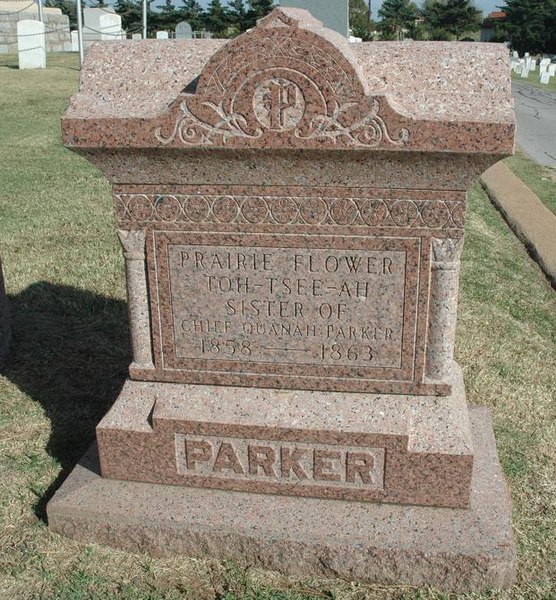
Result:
[128, 195, 153, 221]
[451, 203, 465, 228]
[299, 197, 327, 224]
[113, 196, 127, 221]
[330, 198, 358, 225]
[212, 195, 240, 222]
[184, 196, 210, 222]
[270, 197, 298, 224]
[390, 200, 418, 227]
[241, 197, 268, 223]
[155, 195, 181, 221]
[421, 202, 449, 228]
[360, 199, 388, 226]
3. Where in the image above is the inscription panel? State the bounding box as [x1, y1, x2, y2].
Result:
[152, 232, 423, 386]
[175, 434, 386, 491]
[170, 244, 405, 368]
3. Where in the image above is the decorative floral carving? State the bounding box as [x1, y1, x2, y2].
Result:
[296, 99, 409, 148]
[154, 95, 409, 149]
[155, 100, 264, 146]
[114, 193, 465, 230]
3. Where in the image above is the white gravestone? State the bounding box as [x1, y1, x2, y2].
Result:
[512, 50, 518, 58]
[175, 21, 192, 39]
[549, 65, 556, 76]
[529, 59, 536, 71]
[71, 30, 79, 52]
[540, 72, 551, 85]
[515, 64, 522, 75]
[525, 52, 529, 57]
[156, 31, 169, 39]
[99, 13, 122, 41]
[17, 19, 46, 70]
[521, 67, 529, 78]
[132, 33, 142, 40]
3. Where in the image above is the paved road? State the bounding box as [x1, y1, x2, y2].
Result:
[512, 82, 556, 168]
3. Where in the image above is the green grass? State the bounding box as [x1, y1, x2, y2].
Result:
[1, 53, 555, 600]
[511, 69, 556, 93]
[504, 148, 556, 215]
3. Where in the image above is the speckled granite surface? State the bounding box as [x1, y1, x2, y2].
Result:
[48, 407, 515, 592]
[49, 8, 516, 588]
[61, 8, 514, 153]
[96, 365, 473, 508]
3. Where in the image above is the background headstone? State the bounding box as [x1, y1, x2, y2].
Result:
[17, 19, 45, 69]
[131, 33, 142, 40]
[71, 30, 78, 51]
[99, 13, 122, 41]
[540, 72, 550, 84]
[279, 0, 349, 37]
[156, 31, 169, 39]
[175, 21, 192, 40]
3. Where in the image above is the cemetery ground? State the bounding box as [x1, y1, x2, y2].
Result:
[0, 53, 555, 600]
[504, 149, 556, 215]
[511, 70, 556, 94]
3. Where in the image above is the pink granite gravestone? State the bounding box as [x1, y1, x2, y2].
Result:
[47, 8, 516, 591]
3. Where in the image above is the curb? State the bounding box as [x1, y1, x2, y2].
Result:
[480, 161, 556, 289]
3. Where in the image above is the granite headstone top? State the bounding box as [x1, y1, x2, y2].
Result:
[49, 8, 516, 591]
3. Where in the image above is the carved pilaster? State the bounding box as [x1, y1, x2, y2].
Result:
[426, 238, 464, 381]
[118, 229, 154, 370]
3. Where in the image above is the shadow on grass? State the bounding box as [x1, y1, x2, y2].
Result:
[1, 281, 130, 522]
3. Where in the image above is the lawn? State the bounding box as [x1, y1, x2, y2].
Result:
[512, 69, 556, 93]
[1, 53, 555, 600]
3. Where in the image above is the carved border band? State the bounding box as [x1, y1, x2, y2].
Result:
[114, 194, 465, 230]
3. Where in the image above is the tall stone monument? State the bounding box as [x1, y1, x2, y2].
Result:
[47, 9, 516, 591]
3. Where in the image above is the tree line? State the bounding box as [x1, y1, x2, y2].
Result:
[45, 0, 556, 53]
[44, 0, 273, 37]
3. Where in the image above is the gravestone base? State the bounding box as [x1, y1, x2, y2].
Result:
[47, 407, 515, 592]
[95, 364, 474, 508]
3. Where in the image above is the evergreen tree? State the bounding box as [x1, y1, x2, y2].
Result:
[423, 0, 481, 40]
[158, 0, 179, 31]
[245, 0, 274, 28]
[113, 0, 149, 36]
[180, 0, 205, 31]
[497, 0, 556, 54]
[349, 0, 375, 40]
[378, 0, 419, 40]
[228, 0, 249, 32]
[205, 0, 229, 36]
[45, 0, 77, 28]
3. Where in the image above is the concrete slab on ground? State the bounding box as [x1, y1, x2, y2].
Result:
[481, 161, 556, 288]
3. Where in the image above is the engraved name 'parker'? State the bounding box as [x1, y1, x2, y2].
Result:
[175, 434, 386, 491]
